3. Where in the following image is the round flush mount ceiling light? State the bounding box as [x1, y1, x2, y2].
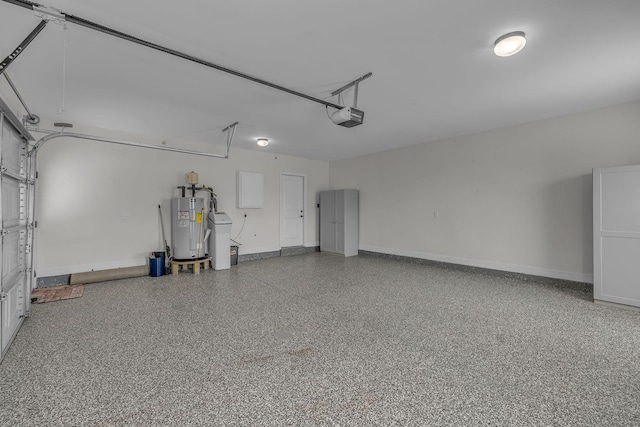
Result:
[494, 31, 527, 57]
[256, 138, 269, 147]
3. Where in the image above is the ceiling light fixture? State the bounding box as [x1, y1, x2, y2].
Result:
[256, 138, 269, 147]
[494, 31, 527, 57]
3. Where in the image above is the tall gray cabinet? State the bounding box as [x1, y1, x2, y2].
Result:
[320, 189, 358, 257]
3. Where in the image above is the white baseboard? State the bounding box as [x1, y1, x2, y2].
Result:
[359, 245, 593, 284]
[37, 258, 148, 278]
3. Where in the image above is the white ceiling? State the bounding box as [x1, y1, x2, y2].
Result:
[1, 0, 639, 161]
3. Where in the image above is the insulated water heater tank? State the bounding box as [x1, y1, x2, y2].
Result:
[172, 197, 206, 260]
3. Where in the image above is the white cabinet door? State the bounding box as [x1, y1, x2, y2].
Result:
[320, 191, 336, 253]
[594, 166, 640, 308]
[320, 190, 359, 256]
[334, 191, 345, 254]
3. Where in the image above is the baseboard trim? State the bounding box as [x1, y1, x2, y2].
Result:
[594, 299, 640, 311]
[239, 250, 281, 262]
[281, 246, 320, 256]
[239, 246, 320, 261]
[359, 245, 593, 286]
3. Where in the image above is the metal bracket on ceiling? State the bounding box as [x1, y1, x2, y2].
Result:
[33, 5, 66, 25]
[2, 72, 40, 124]
[222, 121, 239, 155]
[331, 72, 373, 108]
[0, 19, 48, 76]
[3, 0, 370, 127]
[4, 0, 345, 109]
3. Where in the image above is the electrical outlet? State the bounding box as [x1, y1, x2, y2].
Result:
[433, 210, 439, 218]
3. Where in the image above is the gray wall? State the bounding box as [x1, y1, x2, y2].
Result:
[329, 101, 640, 282]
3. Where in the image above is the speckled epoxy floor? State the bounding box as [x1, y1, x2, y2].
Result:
[1, 253, 640, 426]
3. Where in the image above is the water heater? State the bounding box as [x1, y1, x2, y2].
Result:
[172, 197, 206, 260]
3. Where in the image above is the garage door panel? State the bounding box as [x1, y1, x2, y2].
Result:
[1, 102, 32, 361]
[1, 121, 26, 177]
[1, 230, 25, 288]
[1, 275, 24, 350]
[2, 178, 25, 229]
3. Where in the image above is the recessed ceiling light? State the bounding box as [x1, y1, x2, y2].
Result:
[256, 138, 269, 147]
[494, 31, 526, 57]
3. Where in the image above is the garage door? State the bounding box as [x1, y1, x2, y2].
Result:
[0, 104, 32, 361]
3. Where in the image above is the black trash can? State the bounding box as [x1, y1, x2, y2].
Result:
[230, 246, 238, 266]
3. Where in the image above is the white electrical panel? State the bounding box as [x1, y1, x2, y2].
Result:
[237, 171, 264, 208]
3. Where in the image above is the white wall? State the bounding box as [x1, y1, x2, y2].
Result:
[33, 124, 329, 276]
[330, 101, 640, 283]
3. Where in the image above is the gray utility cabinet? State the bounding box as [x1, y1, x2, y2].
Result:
[593, 166, 640, 308]
[320, 189, 359, 257]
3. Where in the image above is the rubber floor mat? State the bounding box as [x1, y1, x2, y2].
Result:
[31, 285, 84, 303]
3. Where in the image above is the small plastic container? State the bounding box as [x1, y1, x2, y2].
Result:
[149, 252, 165, 277]
[230, 246, 238, 266]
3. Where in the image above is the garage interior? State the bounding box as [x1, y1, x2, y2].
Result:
[1, 0, 640, 425]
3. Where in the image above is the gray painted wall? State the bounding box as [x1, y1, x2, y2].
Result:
[329, 101, 640, 282]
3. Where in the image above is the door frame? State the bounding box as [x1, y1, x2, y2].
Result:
[279, 172, 306, 248]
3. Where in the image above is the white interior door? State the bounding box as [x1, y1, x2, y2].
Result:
[594, 166, 640, 308]
[280, 174, 304, 247]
